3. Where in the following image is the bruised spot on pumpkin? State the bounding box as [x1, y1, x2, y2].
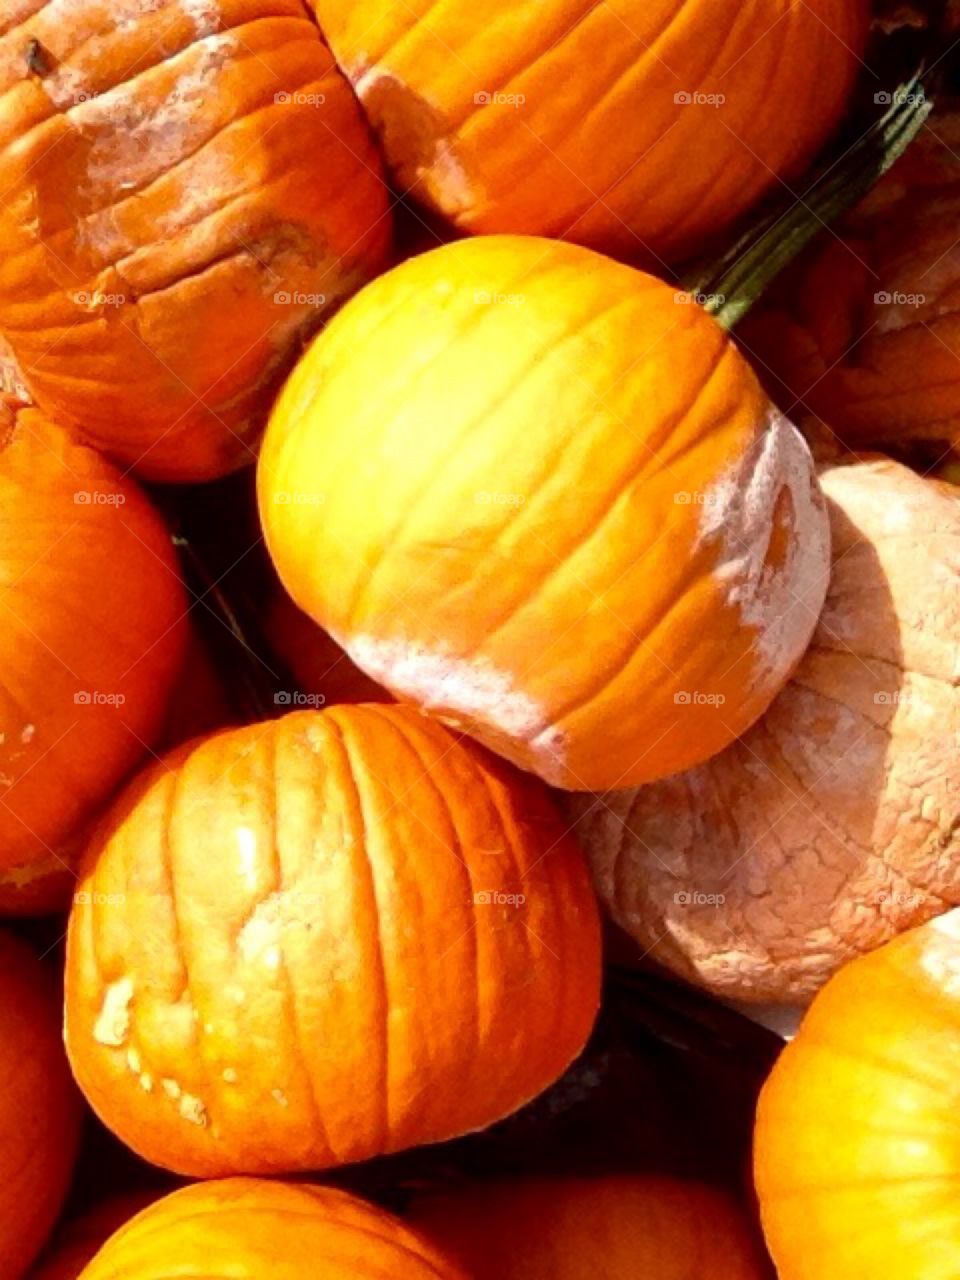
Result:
[348, 65, 476, 216]
[93, 976, 134, 1047]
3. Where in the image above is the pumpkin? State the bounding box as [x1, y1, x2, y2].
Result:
[754, 907, 960, 1278]
[64, 703, 601, 1177]
[410, 1174, 767, 1279]
[258, 235, 830, 792]
[0, 626, 228, 917]
[740, 110, 960, 457]
[568, 457, 960, 1005]
[265, 586, 392, 707]
[0, 0, 391, 482]
[77, 1178, 467, 1279]
[0, 928, 83, 1276]
[0, 397, 187, 870]
[33, 1194, 158, 1280]
[308, 0, 865, 264]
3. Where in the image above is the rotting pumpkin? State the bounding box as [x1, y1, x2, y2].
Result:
[0, 929, 83, 1277]
[64, 704, 601, 1177]
[755, 908, 960, 1279]
[308, 0, 866, 264]
[0, 0, 392, 482]
[0, 396, 187, 870]
[410, 1174, 768, 1280]
[568, 457, 960, 1006]
[259, 235, 831, 792]
[76, 1178, 468, 1280]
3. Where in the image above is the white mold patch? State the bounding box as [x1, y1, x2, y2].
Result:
[698, 408, 830, 688]
[93, 976, 134, 1047]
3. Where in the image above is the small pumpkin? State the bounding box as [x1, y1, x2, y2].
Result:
[410, 1174, 767, 1279]
[755, 908, 960, 1278]
[0, 0, 391, 481]
[77, 1178, 466, 1279]
[309, 0, 865, 263]
[264, 586, 392, 707]
[259, 235, 830, 792]
[65, 704, 601, 1177]
[740, 111, 960, 457]
[0, 398, 187, 870]
[568, 457, 960, 1004]
[0, 929, 83, 1276]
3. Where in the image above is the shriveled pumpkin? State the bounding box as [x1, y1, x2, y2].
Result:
[0, 626, 228, 916]
[0, 0, 391, 482]
[309, 0, 865, 264]
[0, 397, 187, 870]
[740, 110, 960, 457]
[77, 1178, 467, 1279]
[0, 929, 83, 1276]
[755, 908, 960, 1278]
[411, 1175, 767, 1280]
[33, 1193, 158, 1280]
[259, 235, 830, 792]
[569, 457, 960, 1004]
[65, 704, 601, 1177]
[265, 586, 392, 706]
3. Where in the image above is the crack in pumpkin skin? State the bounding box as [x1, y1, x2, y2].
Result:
[311, 0, 866, 263]
[568, 458, 960, 1006]
[64, 705, 601, 1178]
[0, 0, 392, 481]
[259, 235, 830, 791]
[74, 1179, 470, 1280]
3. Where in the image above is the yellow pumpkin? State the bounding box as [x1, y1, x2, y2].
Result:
[259, 235, 830, 791]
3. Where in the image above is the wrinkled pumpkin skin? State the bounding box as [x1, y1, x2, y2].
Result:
[309, 0, 865, 264]
[78, 1179, 467, 1279]
[65, 705, 601, 1177]
[0, 930, 83, 1277]
[0, 0, 391, 482]
[0, 398, 187, 870]
[756, 909, 960, 1279]
[740, 113, 960, 456]
[569, 458, 960, 1005]
[411, 1175, 767, 1280]
[259, 235, 830, 792]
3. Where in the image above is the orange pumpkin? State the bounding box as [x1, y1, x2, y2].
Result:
[64, 704, 601, 1177]
[740, 110, 960, 457]
[77, 1178, 467, 1279]
[33, 1193, 158, 1280]
[0, 929, 83, 1276]
[0, 397, 187, 870]
[410, 1174, 767, 1279]
[308, 0, 865, 263]
[259, 235, 831, 792]
[0, 0, 391, 482]
[568, 457, 960, 1005]
[755, 908, 960, 1278]
[265, 586, 392, 707]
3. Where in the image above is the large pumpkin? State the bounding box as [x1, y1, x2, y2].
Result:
[259, 235, 831, 792]
[740, 110, 960, 457]
[0, 929, 83, 1276]
[568, 457, 960, 1005]
[0, 0, 391, 482]
[755, 908, 960, 1278]
[0, 397, 187, 869]
[308, 0, 865, 263]
[65, 704, 601, 1176]
[77, 1178, 466, 1279]
[410, 1174, 767, 1279]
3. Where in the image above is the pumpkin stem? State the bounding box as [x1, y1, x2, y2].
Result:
[685, 70, 932, 330]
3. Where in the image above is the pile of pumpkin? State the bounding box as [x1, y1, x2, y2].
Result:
[1, 0, 958, 1276]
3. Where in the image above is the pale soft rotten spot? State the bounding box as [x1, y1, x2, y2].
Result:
[699, 408, 830, 688]
[93, 976, 134, 1047]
